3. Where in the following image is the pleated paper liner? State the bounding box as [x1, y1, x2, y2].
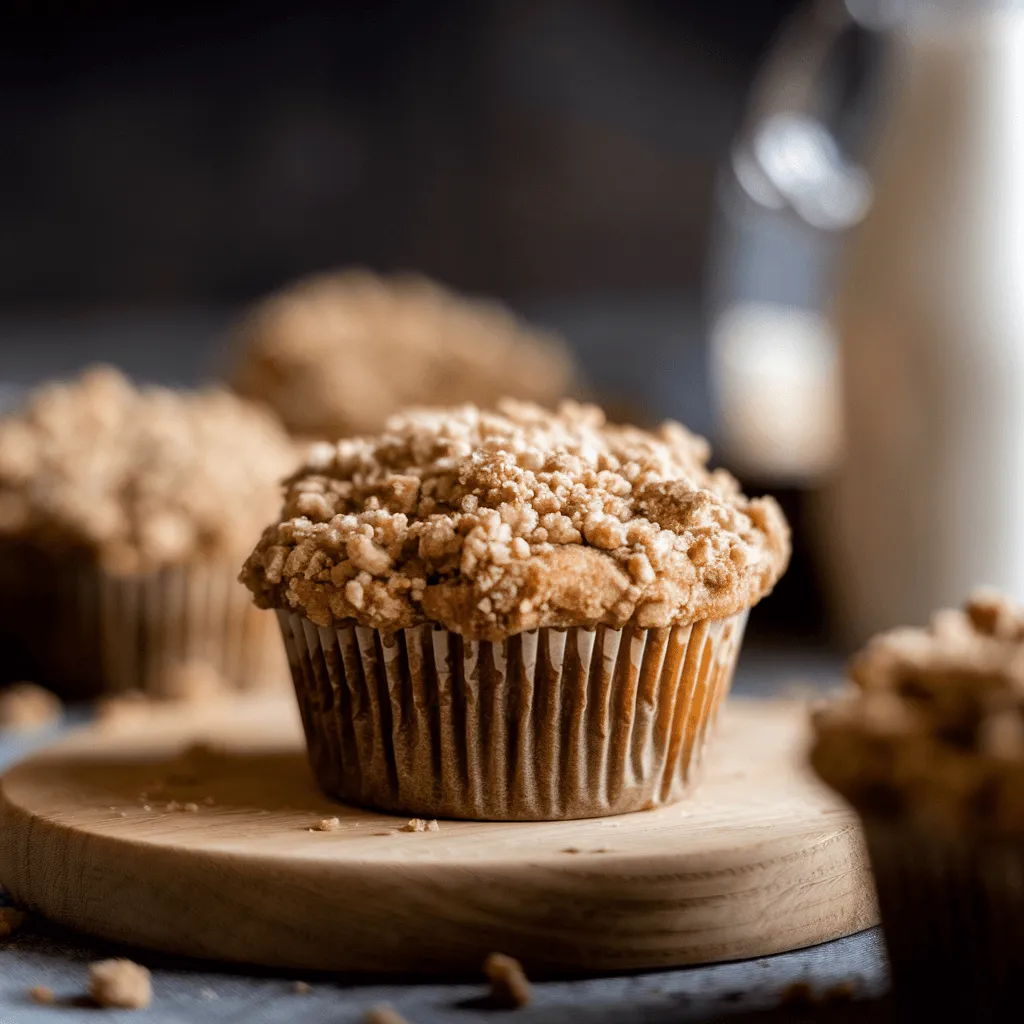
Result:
[0, 543, 287, 698]
[865, 823, 1024, 1019]
[279, 609, 747, 821]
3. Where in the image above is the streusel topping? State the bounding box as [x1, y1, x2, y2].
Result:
[241, 400, 790, 639]
[227, 269, 576, 439]
[811, 591, 1024, 834]
[0, 367, 296, 573]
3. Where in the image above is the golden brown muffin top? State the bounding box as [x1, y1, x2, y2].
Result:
[227, 269, 576, 440]
[811, 591, 1024, 836]
[0, 367, 297, 573]
[241, 399, 790, 639]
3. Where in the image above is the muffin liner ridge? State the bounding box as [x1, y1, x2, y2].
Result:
[1, 545, 286, 697]
[278, 609, 747, 820]
[865, 822, 1024, 1018]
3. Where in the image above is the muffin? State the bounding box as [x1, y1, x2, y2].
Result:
[241, 400, 790, 820]
[226, 269, 576, 440]
[811, 591, 1024, 1018]
[0, 367, 297, 698]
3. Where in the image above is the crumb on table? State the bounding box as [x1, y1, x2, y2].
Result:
[0, 682, 60, 731]
[29, 985, 55, 1005]
[364, 1003, 410, 1024]
[292, 981, 311, 995]
[484, 952, 532, 1008]
[314, 816, 341, 832]
[0, 906, 26, 938]
[88, 959, 152, 1010]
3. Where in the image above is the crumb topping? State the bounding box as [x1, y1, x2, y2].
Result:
[0, 367, 296, 573]
[227, 269, 576, 440]
[88, 959, 151, 1010]
[812, 590, 1024, 834]
[241, 400, 789, 639]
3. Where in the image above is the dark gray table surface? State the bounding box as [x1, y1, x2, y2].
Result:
[0, 651, 894, 1024]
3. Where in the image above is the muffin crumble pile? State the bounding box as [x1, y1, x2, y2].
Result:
[0, 366, 296, 573]
[812, 590, 1024, 833]
[242, 400, 789, 639]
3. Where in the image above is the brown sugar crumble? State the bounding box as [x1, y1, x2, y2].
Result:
[812, 590, 1024, 833]
[88, 958, 152, 1010]
[483, 952, 532, 1009]
[0, 906, 26, 938]
[29, 985, 55, 1005]
[242, 400, 789, 640]
[0, 682, 60, 731]
[364, 1005, 410, 1024]
[228, 269, 576, 441]
[0, 366, 296, 574]
[400, 818, 438, 833]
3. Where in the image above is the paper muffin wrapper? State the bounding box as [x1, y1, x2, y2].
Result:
[278, 609, 747, 821]
[864, 823, 1024, 1018]
[0, 546, 286, 698]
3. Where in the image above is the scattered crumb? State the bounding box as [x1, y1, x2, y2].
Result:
[401, 819, 428, 833]
[292, 981, 311, 995]
[183, 802, 199, 813]
[426, 819, 440, 832]
[88, 959, 152, 1010]
[483, 952, 532, 1009]
[117, 811, 128, 818]
[561, 847, 581, 854]
[165, 801, 182, 812]
[0, 682, 60, 731]
[141, 804, 152, 812]
[314, 816, 341, 832]
[200, 987, 218, 1000]
[29, 985, 55, 1005]
[0, 906, 26, 938]
[824, 981, 856, 1003]
[364, 1004, 409, 1024]
[780, 981, 814, 1006]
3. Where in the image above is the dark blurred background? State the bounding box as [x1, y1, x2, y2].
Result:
[2, 0, 796, 307]
[1, 0, 828, 647]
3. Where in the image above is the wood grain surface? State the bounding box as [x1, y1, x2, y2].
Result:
[0, 697, 878, 973]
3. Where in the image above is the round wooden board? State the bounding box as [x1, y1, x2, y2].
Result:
[0, 697, 877, 973]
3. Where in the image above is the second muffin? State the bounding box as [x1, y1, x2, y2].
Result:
[242, 400, 790, 820]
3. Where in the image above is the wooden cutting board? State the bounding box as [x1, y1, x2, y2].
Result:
[0, 697, 877, 973]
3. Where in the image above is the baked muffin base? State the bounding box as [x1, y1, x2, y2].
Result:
[1, 544, 286, 698]
[278, 610, 746, 820]
[865, 822, 1024, 1018]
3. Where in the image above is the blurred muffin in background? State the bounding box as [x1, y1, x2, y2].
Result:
[811, 591, 1024, 1019]
[0, 366, 296, 698]
[226, 269, 577, 440]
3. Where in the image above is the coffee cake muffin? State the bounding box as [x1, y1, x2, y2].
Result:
[0, 367, 297, 697]
[242, 399, 790, 819]
[227, 269, 576, 440]
[811, 591, 1024, 1018]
